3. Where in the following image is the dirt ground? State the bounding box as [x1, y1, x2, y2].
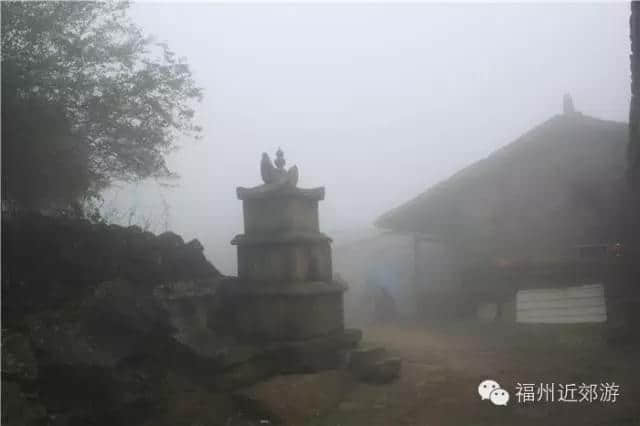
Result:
[241, 321, 640, 426]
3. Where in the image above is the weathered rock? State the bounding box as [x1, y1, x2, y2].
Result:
[1, 380, 47, 426]
[349, 346, 388, 369]
[2, 332, 38, 382]
[185, 238, 204, 253]
[157, 231, 184, 248]
[86, 279, 174, 337]
[367, 358, 402, 384]
[2, 213, 221, 324]
[216, 356, 281, 391]
[18, 293, 235, 425]
[348, 347, 401, 384]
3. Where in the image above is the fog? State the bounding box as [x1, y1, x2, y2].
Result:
[105, 3, 630, 274]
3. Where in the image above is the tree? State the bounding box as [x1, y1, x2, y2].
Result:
[1, 1, 202, 211]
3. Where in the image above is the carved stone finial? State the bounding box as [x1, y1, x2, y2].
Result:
[260, 149, 299, 187]
[275, 148, 285, 169]
[563, 93, 575, 115]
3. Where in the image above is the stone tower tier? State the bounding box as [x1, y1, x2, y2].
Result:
[232, 232, 332, 283]
[236, 185, 325, 235]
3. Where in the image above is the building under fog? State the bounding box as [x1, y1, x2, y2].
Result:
[337, 104, 635, 324]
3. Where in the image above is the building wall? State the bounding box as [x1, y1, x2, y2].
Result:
[333, 232, 465, 323]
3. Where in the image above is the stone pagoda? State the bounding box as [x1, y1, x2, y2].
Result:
[230, 149, 346, 342]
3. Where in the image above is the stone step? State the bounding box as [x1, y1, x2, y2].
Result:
[348, 346, 388, 371]
[348, 346, 402, 384]
[371, 357, 402, 383]
[351, 356, 402, 384]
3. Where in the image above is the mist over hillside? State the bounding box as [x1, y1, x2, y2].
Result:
[102, 3, 630, 274]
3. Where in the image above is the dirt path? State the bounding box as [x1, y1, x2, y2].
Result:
[242, 322, 640, 426]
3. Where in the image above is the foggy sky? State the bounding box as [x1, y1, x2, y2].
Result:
[108, 3, 631, 273]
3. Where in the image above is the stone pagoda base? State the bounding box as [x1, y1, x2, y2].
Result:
[225, 280, 346, 342]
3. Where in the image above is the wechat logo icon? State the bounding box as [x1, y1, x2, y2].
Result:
[478, 379, 509, 406]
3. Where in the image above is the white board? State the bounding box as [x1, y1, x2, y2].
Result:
[516, 284, 606, 324]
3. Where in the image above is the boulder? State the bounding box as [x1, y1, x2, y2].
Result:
[348, 346, 401, 384]
[157, 231, 184, 249]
